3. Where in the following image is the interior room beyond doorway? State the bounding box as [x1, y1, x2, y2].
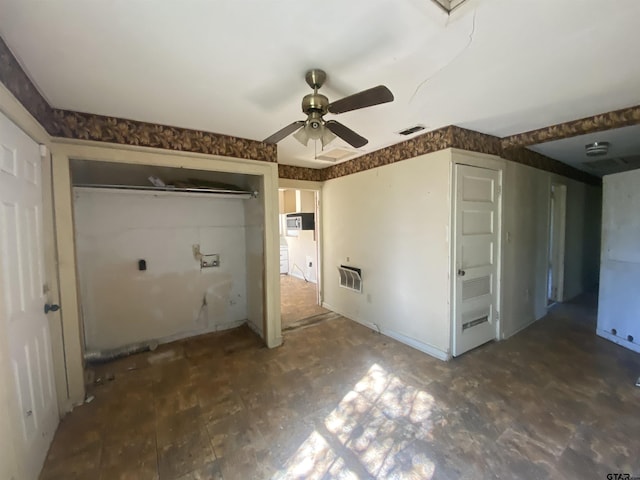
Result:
[279, 188, 327, 329]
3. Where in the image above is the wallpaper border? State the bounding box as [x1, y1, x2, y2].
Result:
[0, 37, 276, 163]
[50, 109, 277, 162]
[501, 105, 640, 149]
[0, 36, 55, 132]
[0, 33, 622, 185]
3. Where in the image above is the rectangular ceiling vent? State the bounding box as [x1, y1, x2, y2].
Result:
[315, 147, 357, 162]
[398, 125, 426, 136]
[431, 0, 469, 13]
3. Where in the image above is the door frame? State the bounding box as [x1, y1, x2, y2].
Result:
[51, 140, 282, 407]
[546, 182, 567, 305]
[0, 96, 62, 480]
[449, 150, 505, 355]
[277, 179, 324, 323]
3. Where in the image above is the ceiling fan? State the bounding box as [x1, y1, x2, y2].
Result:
[263, 69, 394, 149]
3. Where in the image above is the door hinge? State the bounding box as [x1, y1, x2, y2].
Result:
[496, 185, 502, 196]
[496, 311, 500, 321]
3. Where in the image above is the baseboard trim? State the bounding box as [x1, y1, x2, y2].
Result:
[245, 319, 263, 338]
[502, 309, 548, 340]
[597, 329, 640, 354]
[321, 302, 450, 361]
[153, 319, 247, 346]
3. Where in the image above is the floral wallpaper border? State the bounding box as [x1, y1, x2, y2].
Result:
[0, 37, 55, 132]
[502, 148, 598, 185]
[0, 34, 617, 185]
[50, 109, 276, 162]
[278, 165, 325, 182]
[501, 105, 640, 149]
[324, 126, 453, 180]
[0, 37, 276, 163]
[319, 125, 599, 185]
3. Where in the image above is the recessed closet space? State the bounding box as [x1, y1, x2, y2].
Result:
[70, 159, 265, 356]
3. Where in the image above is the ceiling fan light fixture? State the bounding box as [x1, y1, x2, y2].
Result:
[321, 128, 336, 148]
[305, 112, 324, 140]
[293, 126, 310, 146]
[263, 69, 394, 149]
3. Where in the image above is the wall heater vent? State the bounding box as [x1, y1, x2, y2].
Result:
[338, 265, 362, 293]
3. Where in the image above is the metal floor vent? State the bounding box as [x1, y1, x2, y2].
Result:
[338, 265, 362, 293]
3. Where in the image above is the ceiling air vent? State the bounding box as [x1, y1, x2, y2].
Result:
[315, 147, 357, 162]
[398, 125, 426, 136]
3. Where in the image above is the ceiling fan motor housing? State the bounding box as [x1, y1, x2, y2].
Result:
[301, 93, 329, 116]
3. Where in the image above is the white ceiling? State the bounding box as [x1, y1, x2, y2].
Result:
[1, 0, 640, 168]
[530, 124, 640, 177]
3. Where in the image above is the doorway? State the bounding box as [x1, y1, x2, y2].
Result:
[69, 160, 266, 353]
[452, 164, 502, 357]
[51, 142, 282, 407]
[279, 188, 328, 330]
[547, 183, 567, 305]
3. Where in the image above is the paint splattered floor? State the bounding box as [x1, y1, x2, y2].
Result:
[40, 297, 640, 479]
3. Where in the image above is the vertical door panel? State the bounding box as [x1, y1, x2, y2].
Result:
[0, 111, 58, 480]
[453, 164, 501, 356]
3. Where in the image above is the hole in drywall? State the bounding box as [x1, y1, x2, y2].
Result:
[611, 328, 617, 336]
[628, 335, 634, 343]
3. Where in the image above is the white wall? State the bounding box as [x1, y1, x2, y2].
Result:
[245, 177, 265, 336]
[287, 190, 318, 282]
[285, 230, 318, 283]
[501, 162, 553, 337]
[321, 148, 601, 359]
[501, 160, 602, 338]
[564, 180, 602, 299]
[74, 188, 249, 351]
[597, 168, 640, 353]
[322, 150, 452, 359]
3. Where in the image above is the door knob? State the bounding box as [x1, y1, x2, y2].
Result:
[458, 269, 466, 277]
[44, 304, 60, 314]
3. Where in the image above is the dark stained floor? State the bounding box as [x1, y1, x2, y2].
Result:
[40, 297, 640, 479]
[280, 274, 328, 329]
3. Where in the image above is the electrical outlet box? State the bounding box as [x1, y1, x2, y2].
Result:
[201, 254, 220, 268]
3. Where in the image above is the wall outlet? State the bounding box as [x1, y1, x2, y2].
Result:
[201, 254, 220, 268]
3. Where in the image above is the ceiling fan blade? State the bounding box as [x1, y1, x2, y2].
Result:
[325, 120, 368, 148]
[328, 85, 394, 114]
[263, 120, 305, 144]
